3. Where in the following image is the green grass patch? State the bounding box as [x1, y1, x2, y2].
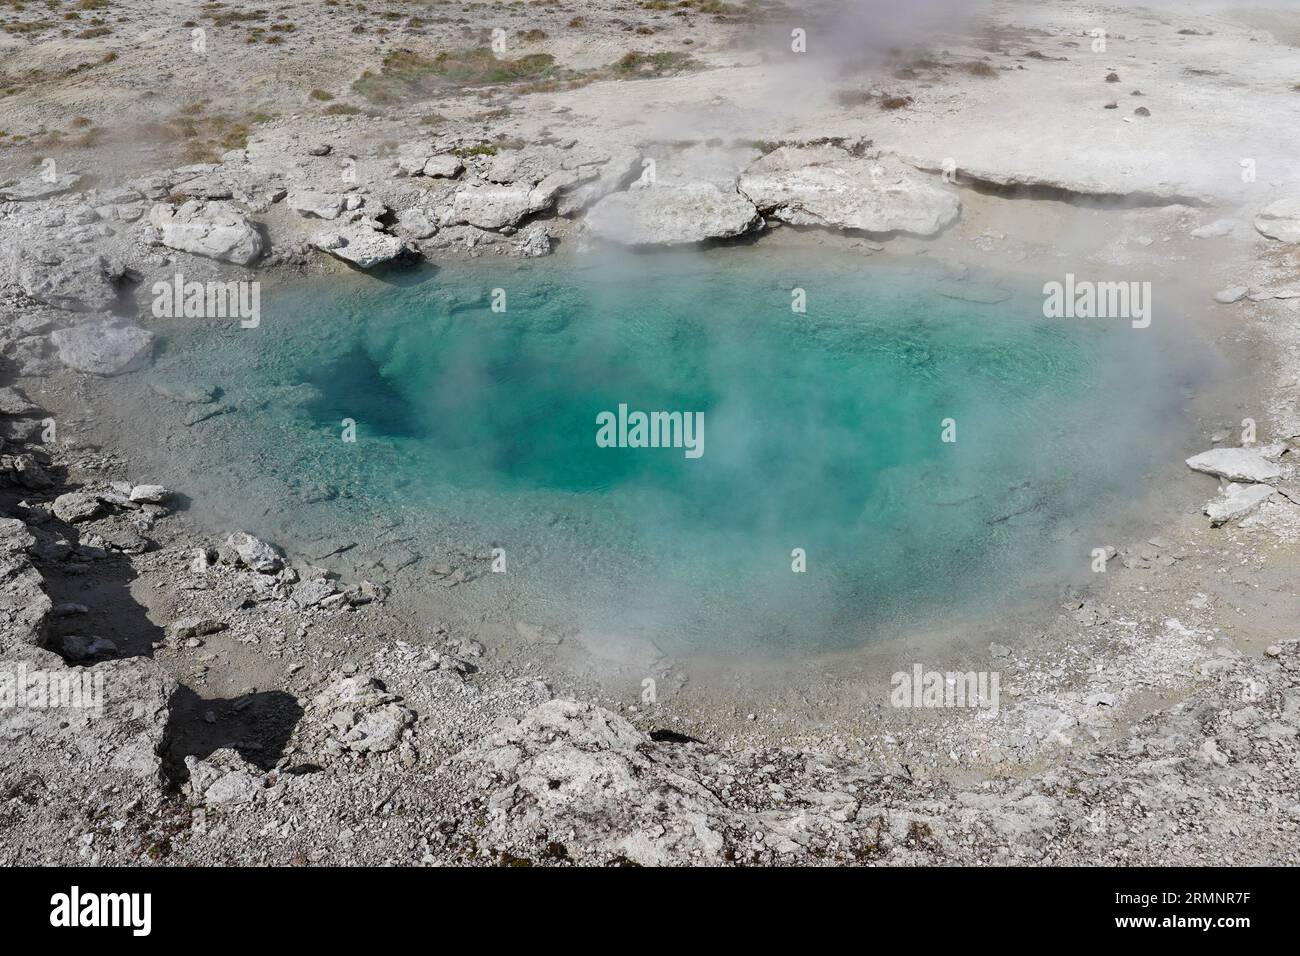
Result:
[610, 50, 701, 77]
[352, 48, 567, 103]
[453, 141, 498, 157]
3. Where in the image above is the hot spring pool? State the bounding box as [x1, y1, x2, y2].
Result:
[138, 250, 1213, 656]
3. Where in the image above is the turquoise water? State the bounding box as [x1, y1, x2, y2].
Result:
[144, 251, 1207, 655]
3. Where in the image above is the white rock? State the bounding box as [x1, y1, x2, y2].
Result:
[291, 577, 336, 607]
[1214, 286, 1248, 304]
[311, 225, 406, 269]
[585, 182, 762, 246]
[0, 172, 82, 201]
[396, 144, 433, 175]
[394, 207, 438, 240]
[1204, 482, 1275, 527]
[129, 484, 170, 504]
[50, 317, 154, 376]
[225, 531, 283, 572]
[513, 222, 553, 257]
[452, 699, 731, 865]
[1190, 218, 1236, 238]
[339, 703, 413, 753]
[423, 155, 464, 179]
[52, 491, 108, 523]
[739, 146, 960, 236]
[16, 249, 123, 313]
[149, 200, 264, 265]
[1254, 197, 1300, 243]
[288, 189, 346, 220]
[448, 182, 554, 230]
[185, 750, 265, 806]
[202, 770, 262, 805]
[556, 145, 641, 216]
[1186, 447, 1283, 483]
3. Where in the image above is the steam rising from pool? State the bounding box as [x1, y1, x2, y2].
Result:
[144, 251, 1208, 656]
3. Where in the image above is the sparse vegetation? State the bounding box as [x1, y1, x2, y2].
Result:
[138, 103, 251, 164]
[453, 142, 498, 157]
[204, 7, 267, 28]
[353, 48, 568, 103]
[611, 50, 700, 77]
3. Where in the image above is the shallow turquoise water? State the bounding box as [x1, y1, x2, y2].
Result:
[145, 251, 1207, 655]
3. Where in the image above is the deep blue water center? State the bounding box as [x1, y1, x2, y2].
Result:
[148, 251, 1202, 655]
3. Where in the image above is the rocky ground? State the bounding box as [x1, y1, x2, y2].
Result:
[2, 0, 1300, 865]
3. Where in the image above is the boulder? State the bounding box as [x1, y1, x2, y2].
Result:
[59, 634, 118, 662]
[396, 143, 434, 175]
[1254, 197, 1300, 243]
[0, 172, 82, 201]
[225, 531, 283, 572]
[311, 224, 406, 269]
[1205, 483, 1275, 527]
[16, 249, 124, 313]
[513, 222, 553, 258]
[51, 491, 108, 523]
[585, 182, 762, 246]
[288, 189, 346, 220]
[555, 145, 641, 216]
[739, 146, 960, 236]
[290, 577, 336, 607]
[1186, 446, 1284, 483]
[149, 200, 264, 265]
[50, 317, 154, 376]
[312, 672, 415, 754]
[128, 484, 170, 504]
[394, 206, 438, 240]
[0, 653, 176, 785]
[423, 155, 464, 179]
[0, 454, 54, 491]
[184, 748, 267, 806]
[448, 182, 555, 230]
[452, 699, 731, 865]
[338, 703, 414, 753]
